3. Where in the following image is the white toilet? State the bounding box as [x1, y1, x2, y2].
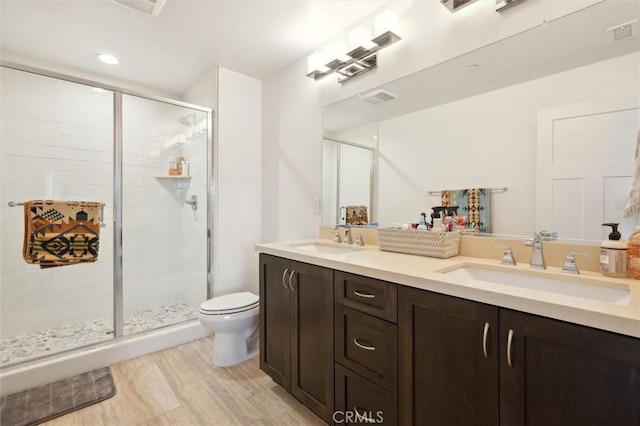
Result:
[197, 291, 259, 367]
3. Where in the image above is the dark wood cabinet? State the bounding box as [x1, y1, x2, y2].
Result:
[398, 287, 499, 426]
[335, 363, 397, 425]
[261, 253, 640, 425]
[399, 286, 640, 426]
[335, 272, 399, 425]
[335, 304, 397, 392]
[500, 309, 640, 426]
[335, 271, 397, 322]
[259, 254, 334, 423]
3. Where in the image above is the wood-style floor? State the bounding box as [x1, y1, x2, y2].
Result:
[42, 336, 326, 425]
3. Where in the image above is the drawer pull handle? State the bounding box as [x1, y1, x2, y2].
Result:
[354, 290, 375, 299]
[353, 338, 375, 351]
[482, 322, 490, 359]
[507, 329, 514, 368]
[353, 406, 375, 423]
[281, 269, 289, 289]
[288, 270, 295, 291]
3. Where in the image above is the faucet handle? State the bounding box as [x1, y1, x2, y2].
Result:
[332, 226, 342, 243]
[561, 252, 592, 274]
[494, 245, 516, 266]
[355, 234, 365, 247]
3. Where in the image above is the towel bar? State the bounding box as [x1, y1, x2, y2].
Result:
[8, 201, 107, 228]
[426, 187, 508, 196]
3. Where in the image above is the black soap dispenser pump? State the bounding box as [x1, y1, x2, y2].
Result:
[600, 223, 628, 278]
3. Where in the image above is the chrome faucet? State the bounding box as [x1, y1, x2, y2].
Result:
[334, 224, 353, 245]
[528, 234, 546, 270]
[354, 234, 365, 247]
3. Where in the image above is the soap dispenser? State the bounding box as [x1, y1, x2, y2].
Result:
[600, 223, 627, 278]
[417, 212, 428, 230]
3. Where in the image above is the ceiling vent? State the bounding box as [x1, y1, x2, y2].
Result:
[607, 20, 638, 43]
[360, 89, 398, 105]
[111, 0, 167, 17]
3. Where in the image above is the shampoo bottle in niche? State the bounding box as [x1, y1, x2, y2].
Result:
[600, 223, 627, 278]
[627, 225, 640, 279]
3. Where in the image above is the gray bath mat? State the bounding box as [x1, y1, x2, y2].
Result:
[0, 367, 116, 426]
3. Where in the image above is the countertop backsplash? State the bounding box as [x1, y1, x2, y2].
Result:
[319, 225, 602, 273]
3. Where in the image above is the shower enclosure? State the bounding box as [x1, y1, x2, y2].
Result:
[0, 64, 212, 367]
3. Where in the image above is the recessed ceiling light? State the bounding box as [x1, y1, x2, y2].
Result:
[97, 53, 119, 65]
[91, 87, 107, 93]
[466, 64, 480, 71]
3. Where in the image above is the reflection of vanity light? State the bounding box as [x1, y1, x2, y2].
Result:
[441, 0, 480, 13]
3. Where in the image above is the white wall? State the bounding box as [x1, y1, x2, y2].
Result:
[215, 67, 262, 296]
[261, 0, 602, 242]
[377, 52, 639, 235]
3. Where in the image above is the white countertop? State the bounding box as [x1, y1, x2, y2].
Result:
[256, 239, 640, 338]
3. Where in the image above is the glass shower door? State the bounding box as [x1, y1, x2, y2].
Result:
[0, 67, 115, 365]
[121, 95, 209, 335]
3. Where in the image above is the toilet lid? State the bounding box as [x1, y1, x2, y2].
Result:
[200, 292, 259, 314]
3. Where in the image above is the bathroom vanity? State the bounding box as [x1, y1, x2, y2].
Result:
[256, 240, 640, 425]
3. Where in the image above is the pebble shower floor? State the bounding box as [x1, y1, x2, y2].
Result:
[0, 303, 196, 366]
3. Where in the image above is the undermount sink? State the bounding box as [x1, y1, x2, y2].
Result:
[293, 243, 362, 256]
[439, 264, 630, 305]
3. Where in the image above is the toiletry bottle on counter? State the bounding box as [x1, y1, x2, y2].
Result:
[627, 225, 640, 279]
[600, 223, 627, 278]
[417, 213, 428, 230]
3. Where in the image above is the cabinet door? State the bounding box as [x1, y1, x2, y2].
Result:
[335, 363, 397, 425]
[398, 287, 499, 426]
[259, 254, 291, 390]
[500, 309, 640, 426]
[290, 261, 335, 423]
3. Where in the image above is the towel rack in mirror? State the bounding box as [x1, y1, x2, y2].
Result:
[8, 201, 107, 228]
[426, 187, 508, 195]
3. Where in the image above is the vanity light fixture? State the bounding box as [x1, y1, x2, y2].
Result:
[97, 53, 119, 65]
[496, 0, 528, 13]
[441, 0, 480, 13]
[306, 9, 401, 84]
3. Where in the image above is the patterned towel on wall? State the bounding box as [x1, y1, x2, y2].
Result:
[345, 205, 368, 225]
[23, 200, 101, 268]
[441, 188, 491, 233]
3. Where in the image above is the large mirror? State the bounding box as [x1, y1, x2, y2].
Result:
[322, 0, 640, 241]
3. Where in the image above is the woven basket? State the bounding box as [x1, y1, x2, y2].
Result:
[377, 228, 460, 259]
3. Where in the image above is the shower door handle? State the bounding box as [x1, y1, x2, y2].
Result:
[184, 194, 198, 211]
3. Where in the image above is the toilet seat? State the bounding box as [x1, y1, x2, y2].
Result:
[199, 292, 259, 315]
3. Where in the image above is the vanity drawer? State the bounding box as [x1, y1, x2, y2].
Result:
[335, 271, 397, 322]
[335, 363, 397, 426]
[335, 304, 397, 392]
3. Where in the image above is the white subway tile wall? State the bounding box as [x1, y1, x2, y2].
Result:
[0, 68, 209, 347]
